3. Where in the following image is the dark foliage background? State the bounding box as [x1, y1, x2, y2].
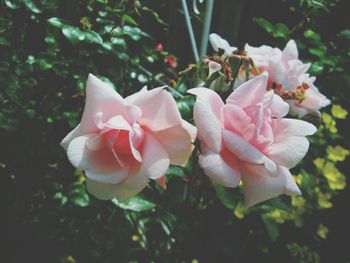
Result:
[0, 0, 349, 262]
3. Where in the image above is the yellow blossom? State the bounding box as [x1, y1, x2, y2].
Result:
[323, 162, 346, 190]
[331, 104, 348, 119]
[327, 145, 350, 162]
[132, 235, 141, 242]
[321, 112, 337, 133]
[291, 196, 306, 208]
[234, 202, 247, 219]
[293, 174, 303, 185]
[265, 209, 292, 224]
[317, 224, 329, 239]
[317, 191, 333, 208]
[313, 158, 325, 170]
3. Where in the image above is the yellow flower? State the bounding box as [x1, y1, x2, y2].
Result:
[323, 162, 346, 190]
[321, 112, 337, 133]
[293, 174, 303, 185]
[313, 158, 325, 170]
[266, 209, 292, 224]
[234, 202, 247, 219]
[291, 196, 306, 208]
[327, 145, 350, 162]
[317, 191, 333, 208]
[331, 104, 348, 119]
[317, 224, 329, 239]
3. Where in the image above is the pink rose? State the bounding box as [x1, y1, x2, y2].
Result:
[188, 73, 316, 206]
[246, 40, 330, 117]
[61, 74, 196, 201]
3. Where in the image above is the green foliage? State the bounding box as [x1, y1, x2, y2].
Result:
[0, 0, 349, 262]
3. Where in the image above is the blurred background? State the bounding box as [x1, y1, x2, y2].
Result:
[0, 0, 349, 262]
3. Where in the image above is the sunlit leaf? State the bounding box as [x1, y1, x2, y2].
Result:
[112, 196, 156, 212]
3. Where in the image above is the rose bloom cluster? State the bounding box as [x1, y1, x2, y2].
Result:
[62, 34, 329, 207]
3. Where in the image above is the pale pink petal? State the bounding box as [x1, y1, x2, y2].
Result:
[132, 87, 183, 131]
[67, 134, 122, 172]
[124, 104, 142, 124]
[112, 171, 149, 201]
[223, 130, 277, 175]
[221, 104, 251, 135]
[156, 176, 167, 190]
[266, 136, 310, 168]
[226, 73, 268, 109]
[85, 168, 129, 184]
[209, 33, 236, 57]
[188, 88, 223, 153]
[86, 178, 119, 200]
[241, 163, 301, 207]
[273, 119, 317, 140]
[208, 61, 222, 77]
[124, 86, 147, 104]
[223, 130, 265, 164]
[139, 132, 170, 180]
[86, 164, 149, 201]
[80, 74, 126, 133]
[153, 121, 196, 166]
[60, 124, 82, 150]
[269, 94, 289, 118]
[103, 115, 131, 132]
[282, 40, 298, 62]
[128, 123, 144, 162]
[199, 149, 241, 187]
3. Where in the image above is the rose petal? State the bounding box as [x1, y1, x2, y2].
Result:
[199, 149, 241, 187]
[153, 121, 196, 166]
[273, 118, 317, 140]
[226, 73, 268, 109]
[139, 132, 170, 180]
[67, 134, 129, 173]
[209, 33, 237, 57]
[223, 130, 277, 175]
[61, 124, 82, 150]
[80, 74, 126, 133]
[266, 136, 310, 168]
[282, 40, 298, 62]
[132, 87, 183, 131]
[241, 163, 301, 207]
[269, 94, 289, 119]
[188, 88, 223, 153]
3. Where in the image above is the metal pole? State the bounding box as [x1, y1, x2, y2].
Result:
[200, 0, 214, 57]
[181, 0, 200, 62]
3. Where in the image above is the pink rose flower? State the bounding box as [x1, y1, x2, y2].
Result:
[61, 74, 196, 201]
[188, 73, 316, 206]
[246, 40, 330, 117]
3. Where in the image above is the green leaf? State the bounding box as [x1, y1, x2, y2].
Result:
[23, 0, 43, 14]
[122, 26, 142, 41]
[304, 29, 321, 41]
[5, 0, 21, 9]
[62, 26, 85, 43]
[213, 182, 236, 210]
[47, 17, 73, 29]
[110, 37, 127, 50]
[273, 23, 290, 38]
[167, 165, 186, 178]
[0, 37, 11, 47]
[73, 192, 90, 207]
[83, 30, 103, 44]
[112, 196, 156, 212]
[253, 17, 275, 33]
[142, 7, 168, 27]
[177, 96, 194, 119]
[122, 15, 138, 26]
[262, 215, 280, 242]
[338, 29, 350, 39]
